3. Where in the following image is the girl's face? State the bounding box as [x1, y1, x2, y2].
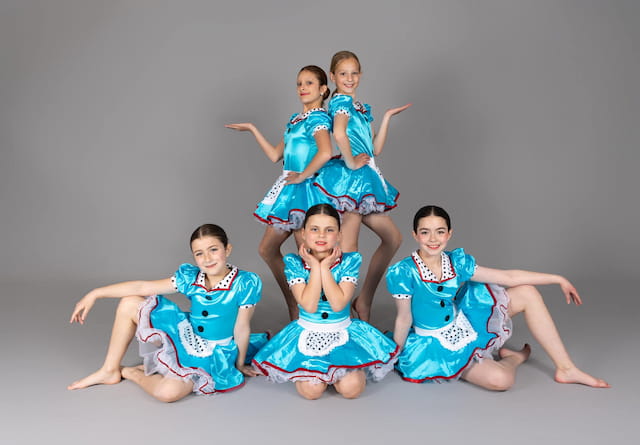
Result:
[302, 214, 341, 255]
[191, 235, 232, 278]
[412, 215, 452, 258]
[330, 58, 361, 96]
[297, 70, 327, 109]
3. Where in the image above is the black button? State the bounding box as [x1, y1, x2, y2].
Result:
[197, 326, 204, 332]
[437, 285, 443, 292]
[445, 315, 450, 322]
[321, 296, 327, 301]
[440, 300, 445, 308]
[321, 312, 329, 319]
[202, 310, 209, 317]
[206, 296, 212, 300]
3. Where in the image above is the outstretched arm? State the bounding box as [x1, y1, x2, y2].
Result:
[393, 298, 413, 349]
[372, 103, 412, 156]
[225, 123, 285, 163]
[69, 278, 175, 324]
[234, 306, 259, 377]
[285, 129, 333, 184]
[472, 266, 582, 305]
[333, 114, 370, 170]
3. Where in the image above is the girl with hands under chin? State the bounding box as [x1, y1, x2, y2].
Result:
[226, 65, 334, 321]
[252, 204, 398, 400]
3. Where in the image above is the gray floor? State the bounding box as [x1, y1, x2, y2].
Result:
[0, 278, 636, 445]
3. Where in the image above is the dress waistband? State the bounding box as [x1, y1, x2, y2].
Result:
[297, 318, 352, 331]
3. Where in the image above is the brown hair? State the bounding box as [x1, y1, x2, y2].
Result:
[413, 206, 452, 232]
[329, 51, 361, 96]
[189, 224, 229, 248]
[303, 204, 341, 230]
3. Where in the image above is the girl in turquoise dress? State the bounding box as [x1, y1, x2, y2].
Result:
[386, 205, 609, 390]
[68, 224, 268, 401]
[252, 204, 398, 399]
[314, 51, 411, 322]
[226, 66, 333, 320]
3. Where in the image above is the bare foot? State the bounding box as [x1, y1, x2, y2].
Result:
[498, 344, 532, 365]
[555, 367, 610, 388]
[121, 365, 145, 381]
[67, 367, 122, 390]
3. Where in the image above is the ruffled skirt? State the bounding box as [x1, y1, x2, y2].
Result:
[396, 282, 512, 383]
[313, 157, 399, 214]
[252, 318, 399, 384]
[137, 295, 268, 395]
[254, 171, 332, 231]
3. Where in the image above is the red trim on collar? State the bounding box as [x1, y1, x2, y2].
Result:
[302, 253, 342, 270]
[411, 251, 456, 283]
[192, 266, 238, 292]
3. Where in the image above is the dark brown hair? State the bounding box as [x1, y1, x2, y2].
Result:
[303, 204, 341, 230]
[299, 65, 330, 103]
[189, 224, 229, 248]
[413, 206, 451, 232]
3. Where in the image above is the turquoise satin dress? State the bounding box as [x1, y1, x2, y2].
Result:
[137, 264, 268, 395]
[253, 108, 333, 230]
[252, 252, 398, 384]
[314, 94, 399, 214]
[386, 249, 512, 382]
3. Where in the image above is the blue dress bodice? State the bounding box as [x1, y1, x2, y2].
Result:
[283, 108, 331, 172]
[172, 264, 262, 341]
[328, 94, 374, 157]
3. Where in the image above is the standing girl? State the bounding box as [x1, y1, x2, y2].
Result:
[226, 66, 333, 320]
[252, 204, 398, 399]
[314, 50, 411, 322]
[68, 224, 267, 402]
[386, 205, 609, 390]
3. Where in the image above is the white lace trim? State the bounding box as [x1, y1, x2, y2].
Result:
[414, 311, 478, 351]
[412, 251, 455, 282]
[340, 276, 358, 285]
[392, 294, 412, 299]
[290, 108, 326, 125]
[239, 304, 255, 309]
[261, 171, 290, 205]
[288, 277, 306, 287]
[334, 108, 350, 116]
[312, 124, 329, 135]
[170, 276, 178, 291]
[177, 319, 232, 357]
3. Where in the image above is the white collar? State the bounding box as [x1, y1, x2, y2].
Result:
[411, 251, 455, 283]
[194, 264, 238, 291]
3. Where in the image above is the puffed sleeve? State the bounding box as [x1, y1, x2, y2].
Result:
[448, 248, 477, 282]
[363, 103, 374, 123]
[328, 94, 353, 117]
[173, 263, 199, 300]
[337, 252, 361, 285]
[237, 271, 262, 307]
[283, 253, 308, 287]
[386, 260, 414, 299]
[306, 110, 331, 136]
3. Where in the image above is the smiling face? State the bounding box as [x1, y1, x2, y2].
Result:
[413, 215, 453, 259]
[297, 69, 327, 110]
[330, 57, 361, 96]
[191, 235, 232, 280]
[302, 213, 341, 256]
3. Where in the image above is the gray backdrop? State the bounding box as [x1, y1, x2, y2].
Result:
[1, 2, 639, 444]
[2, 0, 638, 285]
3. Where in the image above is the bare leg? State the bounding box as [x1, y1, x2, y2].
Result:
[339, 211, 363, 253]
[355, 213, 403, 322]
[507, 285, 610, 388]
[121, 366, 193, 403]
[334, 370, 366, 399]
[258, 227, 297, 320]
[295, 381, 327, 400]
[461, 345, 531, 391]
[68, 296, 144, 390]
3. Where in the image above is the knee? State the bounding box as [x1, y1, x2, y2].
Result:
[296, 382, 326, 400]
[153, 384, 188, 403]
[485, 369, 515, 392]
[336, 372, 366, 399]
[258, 240, 278, 262]
[117, 296, 144, 316]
